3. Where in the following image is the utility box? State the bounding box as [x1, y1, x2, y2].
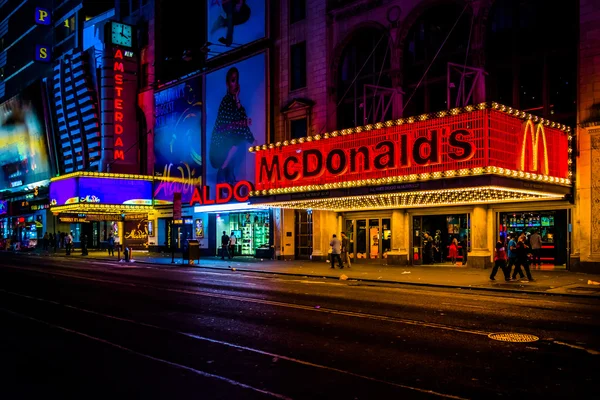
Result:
[184, 239, 200, 265]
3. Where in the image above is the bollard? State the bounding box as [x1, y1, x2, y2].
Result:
[124, 246, 130, 262]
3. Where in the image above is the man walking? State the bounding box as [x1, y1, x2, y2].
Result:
[341, 232, 351, 268]
[529, 229, 542, 267]
[221, 231, 230, 260]
[330, 234, 343, 269]
[229, 231, 236, 259]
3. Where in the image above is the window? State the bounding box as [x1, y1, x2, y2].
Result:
[403, 4, 470, 116]
[55, 15, 76, 43]
[337, 28, 391, 129]
[290, 41, 307, 91]
[290, 118, 307, 139]
[290, 0, 306, 24]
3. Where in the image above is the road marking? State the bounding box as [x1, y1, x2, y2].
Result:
[442, 303, 485, 309]
[0, 289, 467, 399]
[553, 340, 600, 355]
[0, 306, 293, 400]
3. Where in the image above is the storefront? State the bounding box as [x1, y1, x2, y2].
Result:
[188, 180, 273, 258]
[49, 173, 154, 249]
[249, 103, 574, 268]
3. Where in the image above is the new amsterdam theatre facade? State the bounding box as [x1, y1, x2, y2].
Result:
[249, 103, 573, 268]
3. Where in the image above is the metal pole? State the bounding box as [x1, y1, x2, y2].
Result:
[171, 222, 175, 264]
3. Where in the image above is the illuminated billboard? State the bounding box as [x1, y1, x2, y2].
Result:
[153, 76, 202, 205]
[0, 83, 51, 191]
[207, 0, 266, 59]
[205, 52, 266, 201]
[50, 177, 153, 206]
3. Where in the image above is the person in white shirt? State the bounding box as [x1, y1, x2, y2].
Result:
[330, 234, 343, 269]
[228, 231, 237, 259]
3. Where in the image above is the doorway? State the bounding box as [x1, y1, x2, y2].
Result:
[344, 217, 391, 262]
[412, 214, 470, 265]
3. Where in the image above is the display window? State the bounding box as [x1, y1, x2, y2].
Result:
[412, 214, 470, 265]
[216, 211, 271, 256]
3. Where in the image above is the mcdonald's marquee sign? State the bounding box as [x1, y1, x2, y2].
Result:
[252, 106, 571, 193]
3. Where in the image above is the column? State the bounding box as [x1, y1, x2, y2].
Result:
[279, 208, 296, 260]
[386, 210, 408, 265]
[311, 210, 338, 261]
[469, 205, 492, 268]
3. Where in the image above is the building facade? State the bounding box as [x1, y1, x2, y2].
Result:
[259, 0, 591, 270]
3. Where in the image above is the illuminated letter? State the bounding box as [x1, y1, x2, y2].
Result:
[115, 125, 124, 134]
[349, 146, 370, 173]
[233, 181, 253, 202]
[115, 112, 124, 122]
[115, 99, 124, 109]
[326, 149, 347, 175]
[412, 129, 440, 166]
[448, 129, 474, 161]
[114, 62, 124, 72]
[216, 183, 233, 203]
[114, 49, 123, 59]
[115, 74, 124, 85]
[114, 150, 125, 160]
[39, 47, 47, 59]
[374, 141, 395, 170]
[303, 149, 323, 178]
[115, 87, 123, 97]
[520, 120, 549, 175]
[189, 187, 202, 206]
[114, 137, 124, 147]
[259, 156, 281, 182]
[38, 9, 48, 22]
[399, 135, 410, 166]
[283, 156, 299, 180]
[202, 185, 215, 205]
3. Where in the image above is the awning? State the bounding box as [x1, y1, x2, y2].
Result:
[252, 185, 565, 212]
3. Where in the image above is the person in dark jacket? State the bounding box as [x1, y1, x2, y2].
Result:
[512, 237, 534, 281]
[221, 231, 230, 260]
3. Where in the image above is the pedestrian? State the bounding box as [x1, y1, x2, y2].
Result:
[341, 232, 351, 268]
[48, 233, 54, 253]
[81, 234, 88, 256]
[228, 231, 236, 259]
[506, 234, 518, 277]
[329, 234, 343, 269]
[65, 232, 73, 255]
[512, 236, 535, 281]
[107, 233, 115, 256]
[490, 240, 511, 281]
[449, 238, 459, 265]
[59, 231, 65, 249]
[42, 232, 49, 251]
[221, 231, 230, 260]
[529, 229, 542, 267]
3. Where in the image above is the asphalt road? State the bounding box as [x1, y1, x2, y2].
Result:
[0, 255, 598, 399]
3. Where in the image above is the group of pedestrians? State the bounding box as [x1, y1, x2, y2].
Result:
[490, 230, 542, 282]
[41, 231, 74, 254]
[329, 233, 351, 269]
[220, 231, 237, 260]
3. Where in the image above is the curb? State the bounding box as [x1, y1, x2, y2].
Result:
[17, 252, 600, 300]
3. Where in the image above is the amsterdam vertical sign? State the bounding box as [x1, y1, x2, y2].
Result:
[101, 46, 139, 173]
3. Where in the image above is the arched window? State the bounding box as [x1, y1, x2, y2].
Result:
[486, 0, 577, 126]
[337, 27, 392, 130]
[402, 3, 471, 116]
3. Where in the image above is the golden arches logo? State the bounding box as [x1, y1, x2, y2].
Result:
[520, 120, 549, 175]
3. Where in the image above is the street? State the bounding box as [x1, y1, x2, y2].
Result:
[0, 254, 598, 399]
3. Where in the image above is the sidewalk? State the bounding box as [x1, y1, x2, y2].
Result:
[17, 249, 600, 298]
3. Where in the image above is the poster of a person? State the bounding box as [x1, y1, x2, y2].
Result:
[206, 54, 266, 191]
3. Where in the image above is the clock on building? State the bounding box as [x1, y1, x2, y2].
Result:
[110, 22, 133, 47]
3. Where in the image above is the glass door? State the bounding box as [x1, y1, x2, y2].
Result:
[412, 216, 423, 265]
[344, 217, 391, 262]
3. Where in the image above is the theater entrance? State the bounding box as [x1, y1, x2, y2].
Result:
[411, 214, 470, 265]
[344, 217, 392, 263]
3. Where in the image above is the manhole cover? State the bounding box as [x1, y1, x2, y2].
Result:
[488, 332, 539, 343]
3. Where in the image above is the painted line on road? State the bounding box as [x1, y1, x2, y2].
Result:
[0, 306, 293, 400]
[442, 303, 485, 309]
[0, 288, 468, 399]
[553, 340, 600, 355]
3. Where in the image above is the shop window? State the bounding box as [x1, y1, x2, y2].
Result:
[337, 27, 391, 129]
[295, 210, 312, 259]
[290, 0, 306, 24]
[290, 41, 307, 91]
[226, 211, 270, 256]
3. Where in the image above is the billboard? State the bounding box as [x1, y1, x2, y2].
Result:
[207, 0, 266, 59]
[79, 177, 153, 205]
[205, 52, 266, 201]
[153, 77, 203, 205]
[0, 83, 51, 191]
[50, 178, 79, 206]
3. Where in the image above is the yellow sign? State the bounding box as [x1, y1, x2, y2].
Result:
[520, 120, 549, 175]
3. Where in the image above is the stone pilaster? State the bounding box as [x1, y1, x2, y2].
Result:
[468, 205, 492, 269]
[387, 210, 408, 265]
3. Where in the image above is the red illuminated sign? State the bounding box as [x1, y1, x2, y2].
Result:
[254, 109, 570, 192]
[189, 181, 254, 206]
